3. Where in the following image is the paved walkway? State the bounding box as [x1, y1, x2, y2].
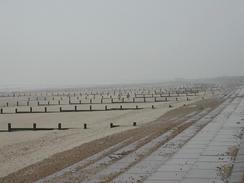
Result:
[144, 89, 244, 183]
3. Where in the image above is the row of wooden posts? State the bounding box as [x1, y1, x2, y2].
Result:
[0, 105, 156, 114]
[2, 96, 191, 107]
[0, 89, 200, 98]
[33, 93, 190, 101]
[7, 122, 137, 132]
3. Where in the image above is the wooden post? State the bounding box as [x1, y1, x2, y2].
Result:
[58, 100, 61, 105]
[0, 108, 3, 114]
[30, 107, 32, 113]
[58, 123, 62, 130]
[27, 101, 29, 106]
[8, 123, 11, 132]
[6, 102, 8, 107]
[15, 108, 18, 113]
[84, 123, 87, 129]
[60, 107, 62, 112]
[33, 123, 36, 130]
[17, 101, 19, 106]
[75, 106, 77, 111]
[152, 105, 155, 109]
[136, 105, 138, 109]
[144, 97, 146, 103]
[133, 98, 135, 103]
[165, 97, 168, 102]
[90, 105, 92, 111]
[90, 99, 92, 104]
[45, 107, 47, 113]
[133, 122, 137, 126]
[110, 123, 114, 128]
[105, 105, 108, 111]
[120, 105, 123, 110]
[79, 100, 81, 104]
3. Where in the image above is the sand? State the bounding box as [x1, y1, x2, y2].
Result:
[0, 92, 211, 178]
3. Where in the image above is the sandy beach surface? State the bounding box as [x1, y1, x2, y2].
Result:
[0, 93, 210, 179]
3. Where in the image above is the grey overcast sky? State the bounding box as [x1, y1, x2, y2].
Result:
[0, 0, 244, 88]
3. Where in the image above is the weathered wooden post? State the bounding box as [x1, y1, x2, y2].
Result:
[0, 108, 3, 114]
[133, 122, 137, 126]
[110, 123, 114, 128]
[15, 108, 18, 113]
[45, 107, 47, 113]
[17, 101, 19, 106]
[60, 107, 62, 112]
[133, 98, 135, 103]
[90, 99, 92, 104]
[6, 102, 8, 107]
[122, 98, 124, 103]
[8, 123, 11, 132]
[30, 107, 32, 113]
[33, 123, 36, 130]
[90, 105, 92, 111]
[136, 105, 138, 109]
[105, 105, 108, 111]
[58, 123, 62, 130]
[84, 123, 87, 129]
[120, 105, 123, 110]
[75, 106, 77, 111]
